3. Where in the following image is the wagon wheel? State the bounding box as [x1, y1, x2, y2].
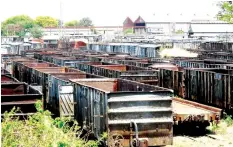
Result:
[108, 133, 124, 147]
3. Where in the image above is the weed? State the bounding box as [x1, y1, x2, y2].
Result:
[1, 100, 102, 147]
[207, 114, 233, 135]
[224, 115, 233, 127]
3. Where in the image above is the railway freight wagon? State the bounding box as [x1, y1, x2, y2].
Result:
[184, 68, 233, 112]
[33, 51, 63, 61]
[159, 68, 233, 113]
[75, 62, 159, 85]
[87, 43, 161, 58]
[12, 62, 59, 84]
[1, 82, 43, 117]
[1, 74, 19, 83]
[34, 52, 91, 68]
[66, 78, 173, 147]
[199, 42, 233, 53]
[47, 72, 103, 116]
[199, 52, 233, 60]
[28, 67, 83, 108]
[11, 59, 84, 108]
[99, 57, 152, 68]
[52, 56, 90, 67]
[4, 57, 37, 75]
[173, 59, 233, 69]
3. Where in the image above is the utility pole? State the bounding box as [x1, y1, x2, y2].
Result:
[59, 0, 63, 38]
[226, 31, 228, 51]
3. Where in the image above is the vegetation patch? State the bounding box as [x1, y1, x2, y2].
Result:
[207, 115, 233, 135]
[1, 101, 106, 147]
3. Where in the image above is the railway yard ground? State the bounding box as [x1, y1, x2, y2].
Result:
[166, 116, 233, 147]
[168, 123, 233, 147]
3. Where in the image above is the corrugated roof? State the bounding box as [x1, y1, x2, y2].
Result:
[189, 24, 233, 33]
[123, 17, 134, 25]
[134, 16, 145, 24]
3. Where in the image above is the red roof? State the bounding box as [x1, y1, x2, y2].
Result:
[134, 16, 145, 24]
[123, 17, 134, 25]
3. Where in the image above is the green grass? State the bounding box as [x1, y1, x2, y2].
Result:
[1, 101, 106, 147]
[207, 114, 233, 135]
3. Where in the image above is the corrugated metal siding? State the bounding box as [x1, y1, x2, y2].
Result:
[107, 92, 173, 146]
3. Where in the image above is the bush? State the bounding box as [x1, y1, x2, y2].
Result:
[207, 114, 233, 135]
[1, 101, 104, 147]
[224, 115, 233, 127]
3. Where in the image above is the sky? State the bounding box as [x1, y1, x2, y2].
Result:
[0, 0, 220, 26]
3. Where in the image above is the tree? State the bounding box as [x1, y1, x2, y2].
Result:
[1, 15, 35, 37]
[35, 16, 58, 27]
[217, 1, 233, 23]
[64, 20, 79, 27]
[79, 17, 93, 27]
[124, 28, 134, 34]
[175, 29, 184, 34]
[29, 25, 43, 39]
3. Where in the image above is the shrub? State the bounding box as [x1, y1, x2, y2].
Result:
[224, 115, 233, 127]
[1, 101, 103, 147]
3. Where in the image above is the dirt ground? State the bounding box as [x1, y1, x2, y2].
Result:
[166, 125, 233, 147]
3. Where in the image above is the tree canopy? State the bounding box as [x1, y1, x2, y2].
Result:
[64, 20, 79, 27]
[29, 25, 43, 39]
[1, 15, 94, 38]
[35, 16, 58, 27]
[124, 28, 134, 34]
[1, 15, 35, 37]
[217, 1, 233, 23]
[79, 17, 93, 27]
[175, 29, 184, 34]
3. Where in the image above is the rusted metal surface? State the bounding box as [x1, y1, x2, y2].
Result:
[1, 74, 19, 83]
[30, 67, 76, 108]
[159, 68, 185, 98]
[75, 62, 155, 85]
[173, 97, 222, 121]
[46, 72, 103, 116]
[159, 68, 233, 112]
[95, 65, 127, 71]
[100, 58, 151, 68]
[33, 51, 62, 60]
[173, 96, 223, 135]
[149, 63, 179, 71]
[13, 61, 58, 84]
[185, 69, 233, 112]
[1, 82, 43, 115]
[173, 59, 233, 69]
[5, 57, 36, 75]
[3, 47, 232, 144]
[173, 97, 222, 114]
[1, 83, 25, 95]
[107, 92, 172, 147]
[120, 70, 159, 85]
[69, 78, 173, 146]
[48, 72, 87, 114]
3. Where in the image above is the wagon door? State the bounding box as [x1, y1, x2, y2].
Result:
[58, 85, 75, 117]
